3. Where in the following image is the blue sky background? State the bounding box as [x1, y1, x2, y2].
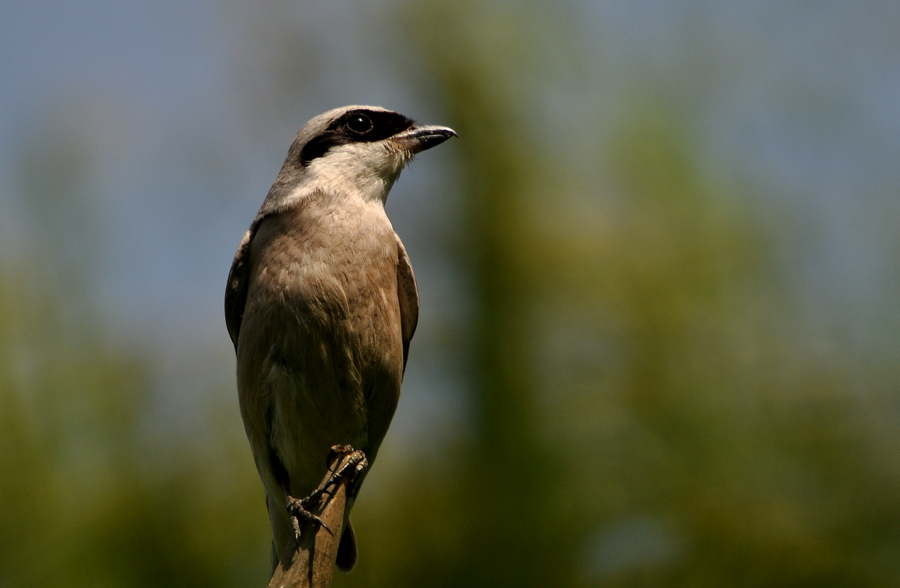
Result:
[1, 0, 898, 445]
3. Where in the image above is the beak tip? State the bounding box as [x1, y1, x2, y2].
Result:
[399, 124, 458, 153]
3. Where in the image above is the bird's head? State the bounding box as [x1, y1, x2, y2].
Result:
[269, 105, 456, 208]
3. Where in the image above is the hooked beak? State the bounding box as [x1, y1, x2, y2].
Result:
[392, 124, 458, 154]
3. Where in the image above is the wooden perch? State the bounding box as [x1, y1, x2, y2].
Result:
[267, 452, 356, 588]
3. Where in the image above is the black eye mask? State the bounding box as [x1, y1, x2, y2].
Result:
[300, 109, 415, 165]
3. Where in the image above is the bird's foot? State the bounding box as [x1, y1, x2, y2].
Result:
[301, 446, 369, 507]
[327, 445, 369, 486]
[285, 446, 368, 543]
[286, 495, 332, 541]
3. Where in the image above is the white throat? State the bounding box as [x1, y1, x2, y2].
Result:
[293, 142, 409, 205]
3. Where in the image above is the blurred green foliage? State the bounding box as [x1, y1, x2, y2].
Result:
[1, 1, 898, 587]
[339, 1, 900, 586]
[0, 266, 270, 587]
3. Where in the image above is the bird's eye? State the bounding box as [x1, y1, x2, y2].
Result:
[346, 114, 373, 134]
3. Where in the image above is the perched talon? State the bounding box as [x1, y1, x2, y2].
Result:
[328, 444, 355, 460]
[286, 495, 332, 540]
[283, 447, 370, 543]
[328, 446, 369, 486]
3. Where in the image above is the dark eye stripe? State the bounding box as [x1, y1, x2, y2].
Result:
[299, 109, 415, 165]
[332, 110, 414, 141]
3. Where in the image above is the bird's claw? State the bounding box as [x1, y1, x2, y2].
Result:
[327, 445, 369, 486]
[287, 495, 333, 541]
[285, 446, 369, 542]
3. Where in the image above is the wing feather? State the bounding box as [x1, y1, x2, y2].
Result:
[224, 229, 254, 349]
[395, 234, 419, 372]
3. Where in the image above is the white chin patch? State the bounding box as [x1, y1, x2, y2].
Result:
[301, 141, 406, 203]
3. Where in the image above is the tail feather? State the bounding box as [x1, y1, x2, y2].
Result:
[335, 519, 358, 572]
[266, 492, 293, 576]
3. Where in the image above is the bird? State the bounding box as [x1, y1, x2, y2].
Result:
[224, 105, 456, 574]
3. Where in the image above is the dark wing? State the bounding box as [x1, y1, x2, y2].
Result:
[395, 234, 419, 372]
[224, 229, 254, 350]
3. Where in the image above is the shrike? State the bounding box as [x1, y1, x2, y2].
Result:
[224, 106, 456, 573]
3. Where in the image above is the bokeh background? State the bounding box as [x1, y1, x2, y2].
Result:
[1, 1, 898, 586]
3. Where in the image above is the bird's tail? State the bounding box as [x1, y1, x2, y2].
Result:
[335, 519, 358, 572]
